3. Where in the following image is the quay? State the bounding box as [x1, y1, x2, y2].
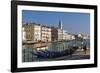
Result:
[55, 48, 90, 60]
[31, 48, 90, 61]
[22, 39, 90, 62]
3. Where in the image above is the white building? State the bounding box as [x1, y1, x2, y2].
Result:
[41, 25, 51, 42]
[58, 20, 63, 41]
[63, 30, 66, 40]
[22, 24, 34, 41]
[83, 35, 90, 39]
[78, 34, 83, 38]
[34, 24, 41, 42]
[58, 28, 63, 41]
[46, 27, 51, 42]
[22, 27, 26, 41]
[71, 35, 75, 40]
[63, 30, 72, 41]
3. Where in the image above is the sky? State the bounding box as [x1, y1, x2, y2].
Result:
[22, 10, 90, 35]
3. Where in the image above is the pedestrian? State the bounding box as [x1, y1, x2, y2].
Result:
[83, 45, 87, 54]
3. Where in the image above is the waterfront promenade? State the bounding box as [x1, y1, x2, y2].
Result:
[38, 49, 90, 61]
[55, 48, 90, 60]
[26, 48, 90, 62]
[22, 40, 90, 62]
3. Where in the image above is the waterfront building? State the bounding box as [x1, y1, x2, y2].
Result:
[62, 30, 66, 40]
[78, 34, 83, 38]
[22, 23, 34, 41]
[46, 27, 51, 42]
[63, 31, 70, 40]
[58, 20, 63, 41]
[77, 34, 90, 39]
[71, 34, 76, 40]
[83, 35, 90, 39]
[66, 33, 73, 40]
[41, 25, 51, 42]
[51, 27, 58, 41]
[58, 28, 63, 41]
[41, 25, 47, 42]
[33, 24, 41, 42]
[22, 19, 78, 43]
[22, 27, 26, 41]
[23, 23, 52, 42]
[62, 30, 73, 41]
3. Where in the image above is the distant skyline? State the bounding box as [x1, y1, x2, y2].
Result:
[22, 10, 90, 35]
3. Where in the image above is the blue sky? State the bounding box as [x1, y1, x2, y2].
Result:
[22, 10, 90, 35]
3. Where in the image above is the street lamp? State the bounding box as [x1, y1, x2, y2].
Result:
[81, 41, 84, 51]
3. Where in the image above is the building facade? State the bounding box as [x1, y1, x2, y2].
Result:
[58, 28, 63, 41]
[46, 27, 51, 42]
[62, 30, 72, 41]
[51, 27, 58, 41]
[22, 23, 34, 41]
[22, 20, 76, 43]
[65, 33, 72, 40]
[58, 20, 63, 41]
[41, 25, 51, 42]
[33, 24, 41, 42]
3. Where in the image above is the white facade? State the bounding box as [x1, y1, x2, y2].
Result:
[83, 35, 90, 39]
[63, 30, 66, 40]
[71, 35, 75, 40]
[58, 28, 63, 41]
[22, 27, 26, 40]
[41, 26, 51, 42]
[34, 25, 41, 42]
[78, 34, 83, 38]
[47, 27, 51, 42]
[63, 30, 72, 41]
[66, 33, 72, 40]
[22, 20, 77, 43]
[41, 26, 47, 42]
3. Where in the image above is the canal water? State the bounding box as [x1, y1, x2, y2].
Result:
[22, 39, 90, 62]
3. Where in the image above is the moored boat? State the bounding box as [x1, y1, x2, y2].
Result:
[31, 46, 78, 58]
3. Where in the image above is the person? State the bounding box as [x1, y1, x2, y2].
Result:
[83, 45, 87, 54]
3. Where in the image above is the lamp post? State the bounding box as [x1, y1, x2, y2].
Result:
[81, 41, 83, 51]
[79, 35, 83, 51]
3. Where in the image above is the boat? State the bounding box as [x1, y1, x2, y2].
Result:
[31, 46, 78, 58]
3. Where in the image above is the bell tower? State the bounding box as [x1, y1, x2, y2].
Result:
[58, 19, 63, 29]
